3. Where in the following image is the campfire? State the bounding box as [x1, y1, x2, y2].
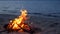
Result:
[4, 9, 32, 32]
[2, 9, 42, 34]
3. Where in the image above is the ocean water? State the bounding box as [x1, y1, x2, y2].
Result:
[0, 1, 60, 16]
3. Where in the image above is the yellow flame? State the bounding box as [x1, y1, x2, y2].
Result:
[12, 24, 20, 29]
[8, 9, 27, 30]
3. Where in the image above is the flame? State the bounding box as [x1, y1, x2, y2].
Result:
[7, 9, 30, 31]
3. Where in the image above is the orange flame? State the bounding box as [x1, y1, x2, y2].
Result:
[7, 9, 30, 32]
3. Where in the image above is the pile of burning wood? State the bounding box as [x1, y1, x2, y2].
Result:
[1, 9, 42, 34]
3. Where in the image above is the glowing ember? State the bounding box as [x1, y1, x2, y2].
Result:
[7, 9, 30, 32]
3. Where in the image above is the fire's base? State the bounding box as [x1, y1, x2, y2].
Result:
[3, 24, 34, 33]
[3, 24, 42, 34]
